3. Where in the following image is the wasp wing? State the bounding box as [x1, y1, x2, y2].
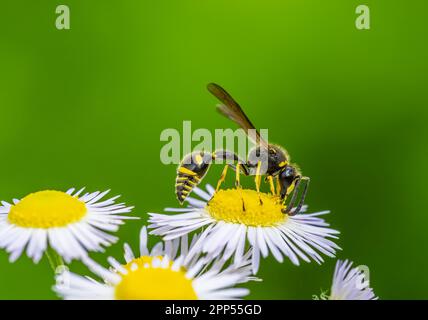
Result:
[207, 83, 268, 148]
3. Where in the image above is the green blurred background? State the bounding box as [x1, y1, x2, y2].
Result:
[0, 0, 427, 299]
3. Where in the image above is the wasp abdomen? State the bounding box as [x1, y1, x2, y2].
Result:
[175, 152, 212, 204]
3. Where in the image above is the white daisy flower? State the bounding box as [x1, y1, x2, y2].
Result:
[322, 259, 378, 300]
[54, 226, 253, 300]
[148, 184, 340, 274]
[0, 188, 135, 263]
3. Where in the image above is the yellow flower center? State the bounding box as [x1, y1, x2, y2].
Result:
[206, 188, 287, 227]
[8, 190, 87, 228]
[114, 256, 198, 300]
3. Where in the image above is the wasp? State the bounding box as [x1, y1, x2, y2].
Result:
[175, 83, 309, 215]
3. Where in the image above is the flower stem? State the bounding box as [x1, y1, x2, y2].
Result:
[45, 247, 65, 273]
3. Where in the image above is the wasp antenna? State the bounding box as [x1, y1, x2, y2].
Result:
[293, 177, 310, 215]
[282, 177, 301, 215]
[284, 177, 310, 216]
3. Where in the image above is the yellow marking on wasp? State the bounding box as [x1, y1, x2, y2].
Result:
[255, 162, 263, 204]
[279, 161, 288, 168]
[177, 176, 187, 180]
[187, 180, 197, 185]
[286, 181, 296, 197]
[183, 185, 192, 191]
[179, 167, 197, 176]
[276, 176, 281, 197]
[268, 176, 276, 195]
[255, 162, 262, 191]
[235, 163, 246, 210]
[236, 163, 241, 186]
[216, 165, 229, 192]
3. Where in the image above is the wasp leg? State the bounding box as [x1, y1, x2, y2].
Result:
[212, 150, 249, 192]
[255, 161, 263, 205]
[216, 165, 229, 192]
[235, 163, 246, 211]
[281, 177, 300, 214]
[267, 176, 276, 195]
[276, 176, 281, 197]
[212, 149, 250, 210]
[292, 177, 310, 215]
[282, 177, 310, 215]
[228, 163, 249, 175]
[215, 163, 251, 192]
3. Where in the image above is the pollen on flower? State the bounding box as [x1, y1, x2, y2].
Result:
[8, 190, 87, 228]
[206, 188, 287, 227]
[115, 256, 197, 300]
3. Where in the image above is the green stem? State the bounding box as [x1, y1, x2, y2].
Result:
[45, 247, 65, 273]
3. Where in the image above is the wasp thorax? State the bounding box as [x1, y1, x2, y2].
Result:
[247, 145, 288, 176]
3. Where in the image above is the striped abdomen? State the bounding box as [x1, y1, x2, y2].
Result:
[175, 152, 212, 204]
